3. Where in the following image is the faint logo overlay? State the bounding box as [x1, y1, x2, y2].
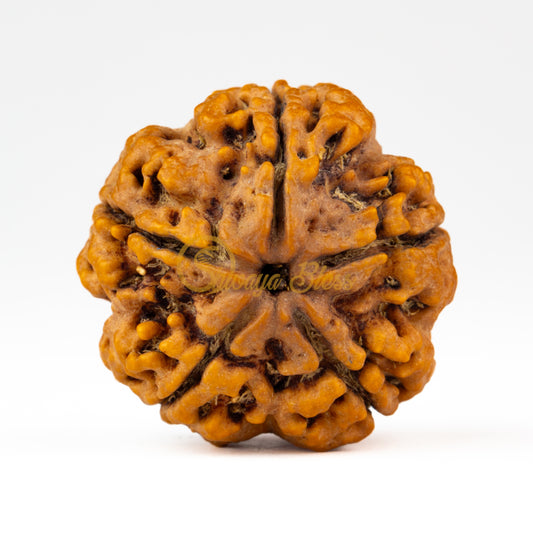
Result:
[178, 237, 360, 294]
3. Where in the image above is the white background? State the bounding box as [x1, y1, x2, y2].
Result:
[1, 0, 532, 531]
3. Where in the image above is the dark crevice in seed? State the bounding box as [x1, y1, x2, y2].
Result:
[222, 352, 256, 368]
[258, 264, 290, 294]
[306, 416, 318, 428]
[386, 376, 402, 387]
[143, 258, 169, 278]
[223, 126, 245, 150]
[293, 307, 372, 408]
[163, 344, 223, 406]
[132, 168, 144, 186]
[105, 205, 134, 226]
[136, 228, 197, 257]
[195, 131, 206, 149]
[118, 274, 143, 290]
[246, 115, 256, 143]
[149, 176, 166, 204]
[198, 402, 213, 419]
[103, 205, 230, 272]
[227, 387, 257, 422]
[322, 130, 344, 162]
[314, 150, 353, 187]
[265, 338, 286, 361]
[221, 165, 235, 180]
[263, 360, 326, 393]
[401, 298, 427, 316]
[270, 96, 286, 243]
[168, 210, 180, 226]
[316, 232, 435, 270]
[162, 301, 256, 406]
[384, 276, 400, 289]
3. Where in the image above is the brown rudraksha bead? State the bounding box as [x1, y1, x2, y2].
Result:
[77, 81, 456, 451]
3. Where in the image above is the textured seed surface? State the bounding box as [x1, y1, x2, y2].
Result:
[77, 81, 457, 451]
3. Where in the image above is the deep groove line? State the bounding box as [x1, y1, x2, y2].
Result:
[162, 339, 223, 406]
[292, 307, 372, 408]
[161, 301, 257, 406]
[105, 204, 211, 263]
[270, 96, 286, 243]
[315, 231, 435, 270]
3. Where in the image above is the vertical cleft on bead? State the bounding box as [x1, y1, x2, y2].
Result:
[271, 95, 286, 244]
